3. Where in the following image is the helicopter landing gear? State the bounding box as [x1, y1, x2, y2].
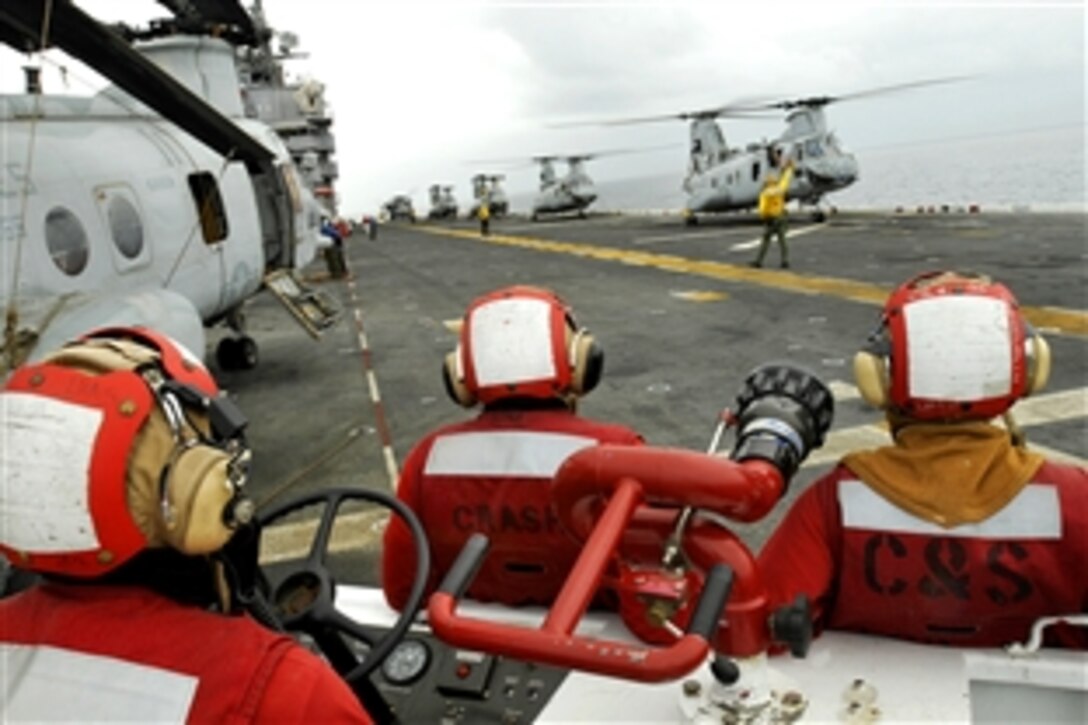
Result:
[684, 213, 699, 226]
[531, 211, 539, 222]
[216, 336, 259, 371]
[810, 209, 827, 223]
[216, 307, 259, 371]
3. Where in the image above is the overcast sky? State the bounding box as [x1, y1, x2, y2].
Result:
[2, 1, 1084, 215]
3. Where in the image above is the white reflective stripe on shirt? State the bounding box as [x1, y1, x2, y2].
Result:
[839, 480, 1062, 539]
[424, 431, 598, 477]
[1, 643, 197, 722]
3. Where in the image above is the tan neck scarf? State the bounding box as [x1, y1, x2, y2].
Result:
[843, 421, 1044, 527]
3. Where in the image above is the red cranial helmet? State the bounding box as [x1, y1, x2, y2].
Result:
[0, 327, 252, 577]
[443, 286, 603, 407]
[853, 271, 1050, 422]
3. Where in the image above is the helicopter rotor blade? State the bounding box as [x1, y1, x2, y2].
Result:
[565, 142, 682, 162]
[549, 111, 690, 128]
[755, 75, 974, 111]
[548, 95, 780, 128]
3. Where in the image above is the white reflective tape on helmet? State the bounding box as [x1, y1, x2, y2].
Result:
[904, 296, 1013, 401]
[839, 481, 1061, 539]
[470, 297, 557, 387]
[1, 644, 196, 722]
[424, 431, 598, 477]
[0, 392, 102, 553]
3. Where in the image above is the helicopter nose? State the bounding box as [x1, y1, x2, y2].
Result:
[802, 154, 858, 189]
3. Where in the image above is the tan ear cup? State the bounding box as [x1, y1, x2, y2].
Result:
[568, 328, 603, 396]
[127, 408, 177, 546]
[162, 446, 236, 555]
[442, 347, 475, 407]
[853, 350, 890, 409]
[1026, 333, 1051, 396]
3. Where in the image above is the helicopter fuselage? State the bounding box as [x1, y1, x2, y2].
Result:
[532, 179, 598, 218]
[0, 92, 321, 368]
[684, 132, 859, 215]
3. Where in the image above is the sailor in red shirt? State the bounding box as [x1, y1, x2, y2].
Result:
[759, 271, 1088, 648]
[382, 286, 644, 610]
[0, 328, 371, 723]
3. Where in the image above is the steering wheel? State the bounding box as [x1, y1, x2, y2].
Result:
[257, 487, 430, 686]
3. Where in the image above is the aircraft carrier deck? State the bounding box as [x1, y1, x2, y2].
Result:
[214, 210, 1087, 582]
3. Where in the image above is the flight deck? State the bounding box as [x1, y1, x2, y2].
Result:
[214, 210, 1088, 579]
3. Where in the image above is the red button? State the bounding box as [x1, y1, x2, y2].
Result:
[456, 663, 472, 679]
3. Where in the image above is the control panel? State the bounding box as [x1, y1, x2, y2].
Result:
[369, 629, 568, 724]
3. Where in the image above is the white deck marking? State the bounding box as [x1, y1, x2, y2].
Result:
[829, 379, 863, 402]
[634, 228, 747, 245]
[806, 385, 1088, 469]
[729, 222, 828, 251]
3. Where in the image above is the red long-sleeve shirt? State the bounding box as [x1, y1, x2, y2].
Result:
[0, 583, 372, 723]
[382, 406, 643, 610]
[759, 461, 1088, 648]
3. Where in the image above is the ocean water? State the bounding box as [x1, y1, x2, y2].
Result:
[512, 126, 1086, 214]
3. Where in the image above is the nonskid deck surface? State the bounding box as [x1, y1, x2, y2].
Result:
[214, 211, 1088, 577]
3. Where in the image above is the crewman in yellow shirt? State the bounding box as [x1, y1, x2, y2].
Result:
[752, 157, 795, 268]
[478, 196, 491, 237]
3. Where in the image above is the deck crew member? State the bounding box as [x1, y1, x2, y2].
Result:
[758, 271, 1088, 648]
[478, 195, 491, 236]
[382, 285, 643, 610]
[752, 156, 795, 269]
[0, 328, 371, 722]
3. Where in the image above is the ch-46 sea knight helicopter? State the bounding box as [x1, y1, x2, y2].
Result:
[427, 184, 458, 220]
[530, 154, 600, 220]
[467, 173, 509, 219]
[559, 78, 962, 225]
[0, 0, 339, 376]
[383, 193, 417, 222]
[520, 146, 677, 221]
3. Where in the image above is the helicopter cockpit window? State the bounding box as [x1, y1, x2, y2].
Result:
[804, 139, 824, 158]
[107, 196, 144, 259]
[44, 207, 90, 276]
[751, 162, 761, 181]
[187, 172, 229, 244]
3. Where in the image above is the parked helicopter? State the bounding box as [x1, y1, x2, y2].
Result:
[529, 155, 600, 220]
[556, 79, 963, 224]
[466, 174, 509, 219]
[427, 184, 458, 220]
[383, 194, 418, 223]
[517, 147, 677, 221]
[0, 0, 339, 375]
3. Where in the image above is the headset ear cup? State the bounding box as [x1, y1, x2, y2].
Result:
[853, 350, 889, 410]
[163, 446, 236, 555]
[443, 351, 475, 407]
[1026, 333, 1051, 396]
[570, 331, 603, 396]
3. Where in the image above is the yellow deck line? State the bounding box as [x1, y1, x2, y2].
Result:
[415, 226, 1088, 337]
